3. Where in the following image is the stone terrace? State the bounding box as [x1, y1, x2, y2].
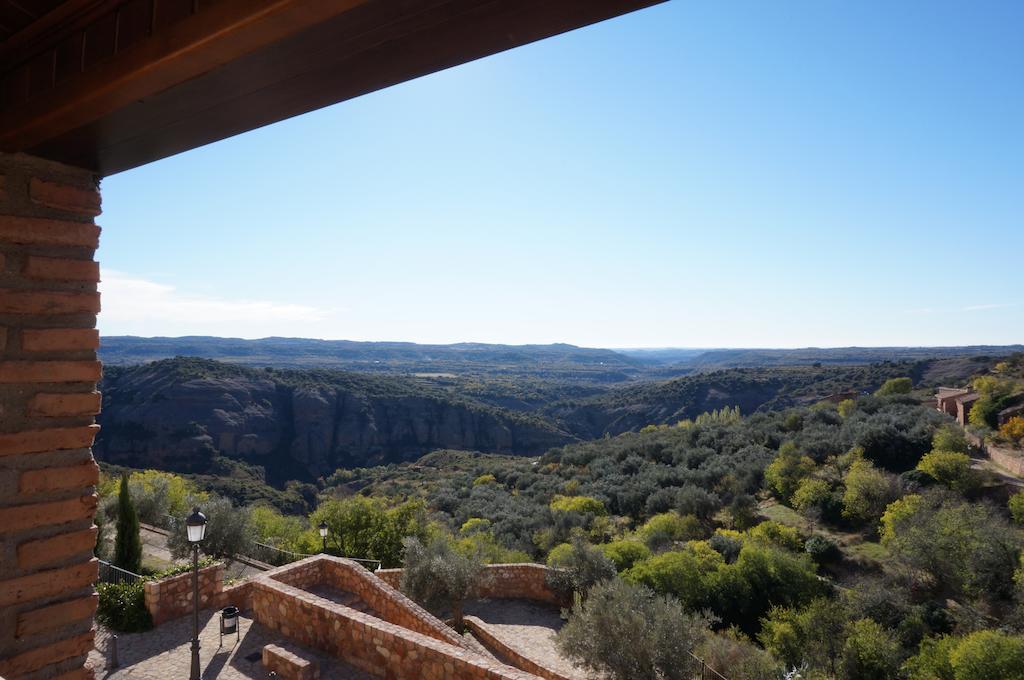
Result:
[91, 556, 592, 680]
[122, 555, 555, 680]
[88, 612, 375, 679]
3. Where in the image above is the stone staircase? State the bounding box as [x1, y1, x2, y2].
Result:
[307, 584, 377, 618]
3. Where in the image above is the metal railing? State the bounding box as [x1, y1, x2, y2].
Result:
[687, 651, 729, 680]
[247, 540, 312, 567]
[97, 559, 144, 585]
[246, 540, 381, 571]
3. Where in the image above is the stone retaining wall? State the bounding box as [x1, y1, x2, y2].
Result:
[143, 563, 224, 626]
[988, 443, 1024, 477]
[376, 563, 563, 606]
[319, 558, 466, 649]
[964, 428, 1024, 477]
[463, 616, 572, 680]
[249, 558, 540, 680]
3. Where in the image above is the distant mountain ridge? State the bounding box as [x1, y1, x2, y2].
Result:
[99, 336, 642, 381]
[618, 345, 1024, 369]
[100, 337, 1023, 378]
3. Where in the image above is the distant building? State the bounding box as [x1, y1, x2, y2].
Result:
[935, 387, 980, 426]
[999, 402, 1024, 427]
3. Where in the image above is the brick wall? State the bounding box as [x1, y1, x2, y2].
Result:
[0, 153, 102, 680]
[143, 564, 225, 626]
[376, 563, 563, 606]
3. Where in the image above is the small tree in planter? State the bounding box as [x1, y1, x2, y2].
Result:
[400, 536, 486, 630]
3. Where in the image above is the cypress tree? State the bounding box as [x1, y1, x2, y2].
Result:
[114, 476, 143, 574]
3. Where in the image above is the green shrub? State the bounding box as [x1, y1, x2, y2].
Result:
[875, 377, 913, 396]
[1010, 493, 1024, 525]
[96, 581, 153, 633]
[841, 618, 902, 679]
[805, 534, 841, 564]
[949, 630, 1024, 680]
[639, 511, 703, 550]
[549, 495, 607, 516]
[747, 521, 803, 552]
[916, 450, 975, 491]
[601, 539, 651, 571]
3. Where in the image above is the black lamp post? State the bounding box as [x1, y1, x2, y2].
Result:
[186, 507, 207, 680]
[318, 520, 328, 553]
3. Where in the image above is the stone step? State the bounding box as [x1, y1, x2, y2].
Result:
[336, 591, 372, 613]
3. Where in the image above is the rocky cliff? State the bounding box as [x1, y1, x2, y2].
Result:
[95, 358, 572, 480]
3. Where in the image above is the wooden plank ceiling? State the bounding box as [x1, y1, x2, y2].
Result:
[0, 0, 663, 175]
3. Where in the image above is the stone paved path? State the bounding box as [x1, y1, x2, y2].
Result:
[464, 599, 594, 680]
[87, 613, 374, 679]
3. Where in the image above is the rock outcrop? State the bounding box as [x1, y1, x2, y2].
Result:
[95, 359, 571, 479]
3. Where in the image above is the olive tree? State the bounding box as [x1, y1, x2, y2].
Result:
[168, 495, 255, 560]
[399, 536, 486, 630]
[556, 578, 709, 680]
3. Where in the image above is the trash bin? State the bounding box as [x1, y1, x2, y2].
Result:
[220, 606, 240, 645]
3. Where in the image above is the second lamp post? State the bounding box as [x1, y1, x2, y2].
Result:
[318, 520, 329, 553]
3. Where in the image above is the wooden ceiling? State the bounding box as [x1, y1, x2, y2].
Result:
[0, 0, 65, 41]
[0, 0, 663, 175]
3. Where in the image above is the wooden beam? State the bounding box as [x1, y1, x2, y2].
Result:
[3, 0, 664, 173]
[0, 0, 376, 151]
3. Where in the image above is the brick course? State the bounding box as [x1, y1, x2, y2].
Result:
[29, 178, 102, 217]
[0, 631, 94, 678]
[0, 560, 98, 607]
[0, 152, 102, 680]
[0, 425, 100, 456]
[23, 256, 101, 282]
[17, 527, 98, 570]
[0, 362, 102, 384]
[19, 459, 100, 494]
[26, 392, 103, 417]
[21, 328, 100, 352]
[16, 594, 99, 637]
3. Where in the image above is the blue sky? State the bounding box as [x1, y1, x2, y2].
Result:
[98, 1, 1023, 348]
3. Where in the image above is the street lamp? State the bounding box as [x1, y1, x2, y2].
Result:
[318, 520, 328, 553]
[186, 507, 207, 680]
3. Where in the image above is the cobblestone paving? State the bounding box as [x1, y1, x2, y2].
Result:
[464, 599, 594, 680]
[87, 613, 375, 679]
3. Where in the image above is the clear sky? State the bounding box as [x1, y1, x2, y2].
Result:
[97, 1, 1023, 349]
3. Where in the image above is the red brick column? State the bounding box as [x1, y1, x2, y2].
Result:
[0, 153, 102, 680]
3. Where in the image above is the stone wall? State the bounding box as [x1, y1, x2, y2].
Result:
[249, 574, 539, 680]
[143, 564, 225, 626]
[320, 558, 468, 649]
[987, 444, 1024, 477]
[0, 153, 103, 680]
[963, 428, 1024, 477]
[376, 563, 563, 606]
